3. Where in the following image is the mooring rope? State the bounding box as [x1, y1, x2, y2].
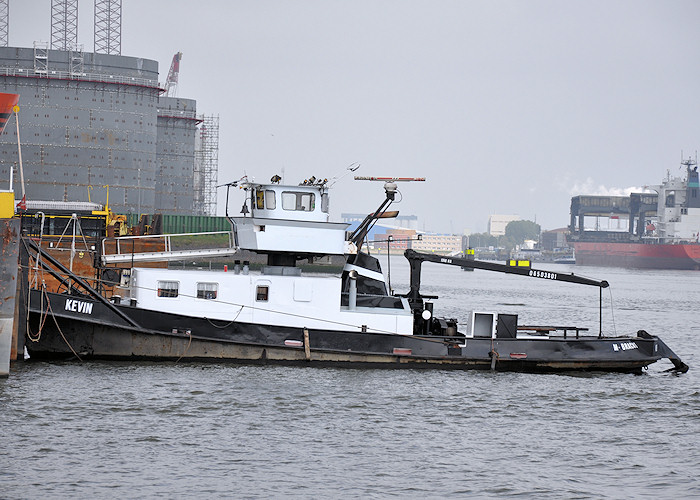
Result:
[44, 292, 83, 361]
[25, 283, 49, 343]
[205, 308, 243, 329]
[175, 330, 193, 363]
[489, 337, 499, 371]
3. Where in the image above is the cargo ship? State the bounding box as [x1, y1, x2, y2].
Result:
[568, 159, 700, 270]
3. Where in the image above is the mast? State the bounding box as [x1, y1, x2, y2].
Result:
[349, 177, 425, 248]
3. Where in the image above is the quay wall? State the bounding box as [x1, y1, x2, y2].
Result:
[0, 217, 19, 376]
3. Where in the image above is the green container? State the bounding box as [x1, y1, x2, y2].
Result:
[161, 214, 231, 234]
[123, 213, 231, 234]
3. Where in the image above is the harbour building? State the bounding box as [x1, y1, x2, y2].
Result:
[487, 214, 520, 236]
[411, 233, 465, 254]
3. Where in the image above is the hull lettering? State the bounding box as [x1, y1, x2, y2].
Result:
[65, 298, 94, 315]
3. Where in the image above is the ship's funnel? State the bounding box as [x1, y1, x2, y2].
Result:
[0, 93, 19, 135]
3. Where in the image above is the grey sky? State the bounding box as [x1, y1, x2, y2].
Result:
[10, 0, 700, 233]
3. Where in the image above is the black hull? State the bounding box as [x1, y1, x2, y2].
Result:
[25, 290, 687, 374]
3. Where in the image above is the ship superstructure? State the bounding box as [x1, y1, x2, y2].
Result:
[652, 159, 700, 242]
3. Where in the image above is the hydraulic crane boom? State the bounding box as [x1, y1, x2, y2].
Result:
[404, 248, 608, 304]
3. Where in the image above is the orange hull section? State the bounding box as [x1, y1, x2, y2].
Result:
[0, 92, 19, 135]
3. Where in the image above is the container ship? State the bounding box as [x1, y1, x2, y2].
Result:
[568, 159, 700, 270]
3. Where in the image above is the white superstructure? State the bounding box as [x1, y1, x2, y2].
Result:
[230, 181, 352, 256]
[129, 267, 413, 335]
[119, 177, 413, 335]
[650, 160, 700, 241]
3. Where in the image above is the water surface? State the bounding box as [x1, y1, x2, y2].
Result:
[2, 261, 699, 498]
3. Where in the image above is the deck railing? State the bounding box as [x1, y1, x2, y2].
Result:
[0, 65, 163, 90]
[102, 231, 237, 264]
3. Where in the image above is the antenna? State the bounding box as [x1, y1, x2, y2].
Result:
[327, 162, 360, 187]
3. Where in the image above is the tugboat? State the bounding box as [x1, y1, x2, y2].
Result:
[21, 175, 688, 373]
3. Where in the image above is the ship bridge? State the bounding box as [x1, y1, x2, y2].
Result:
[228, 181, 351, 262]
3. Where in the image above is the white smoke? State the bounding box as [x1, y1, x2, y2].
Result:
[568, 177, 654, 196]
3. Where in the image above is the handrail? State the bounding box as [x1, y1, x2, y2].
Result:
[0, 65, 162, 90]
[101, 230, 237, 264]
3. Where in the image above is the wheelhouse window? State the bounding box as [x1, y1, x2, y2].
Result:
[255, 189, 276, 209]
[157, 281, 179, 298]
[197, 282, 218, 300]
[281, 191, 315, 212]
[265, 190, 276, 209]
[256, 285, 269, 301]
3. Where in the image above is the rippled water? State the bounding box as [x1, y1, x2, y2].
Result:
[2, 261, 699, 498]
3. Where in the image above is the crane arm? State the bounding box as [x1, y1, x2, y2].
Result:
[403, 249, 608, 306]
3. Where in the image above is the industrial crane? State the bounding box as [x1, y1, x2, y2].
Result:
[164, 52, 183, 97]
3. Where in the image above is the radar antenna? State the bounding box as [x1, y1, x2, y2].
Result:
[348, 176, 425, 248]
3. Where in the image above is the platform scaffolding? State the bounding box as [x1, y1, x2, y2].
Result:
[193, 115, 219, 216]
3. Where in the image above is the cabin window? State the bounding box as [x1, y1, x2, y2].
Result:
[255, 189, 277, 209]
[666, 192, 676, 207]
[321, 193, 329, 213]
[265, 190, 276, 209]
[197, 282, 218, 300]
[256, 285, 269, 301]
[157, 281, 179, 298]
[281, 191, 315, 212]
